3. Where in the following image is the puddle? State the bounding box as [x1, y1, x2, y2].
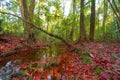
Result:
[0, 45, 66, 68]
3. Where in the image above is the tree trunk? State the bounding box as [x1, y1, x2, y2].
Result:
[103, 0, 108, 35]
[89, 0, 95, 41]
[97, 0, 100, 37]
[77, 0, 87, 43]
[18, 0, 36, 42]
[108, 0, 120, 22]
[112, 0, 120, 17]
[70, 0, 76, 41]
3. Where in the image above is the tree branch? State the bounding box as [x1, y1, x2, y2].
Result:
[0, 11, 71, 47]
[108, 0, 120, 22]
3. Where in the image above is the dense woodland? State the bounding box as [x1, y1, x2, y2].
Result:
[0, 0, 119, 43]
[0, 0, 120, 80]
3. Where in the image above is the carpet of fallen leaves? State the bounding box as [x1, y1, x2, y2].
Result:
[0, 35, 120, 80]
[11, 42, 120, 80]
[0, 35, 47, 56]
[75, 42, 120, 80]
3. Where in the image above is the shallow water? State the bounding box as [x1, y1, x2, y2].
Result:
[0, 45, 68, 80]
[0, 45, 65, 68]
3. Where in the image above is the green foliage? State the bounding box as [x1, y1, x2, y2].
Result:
[72, 48, 92, 64]
[93, 67, 104, 74]
[81, 52, 92, 64]
[0, 0, 120, 42]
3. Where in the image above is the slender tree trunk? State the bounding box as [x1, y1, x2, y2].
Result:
[97, 0, 100, 37]
[108, 0, 120, 22]
[112, 0, 120, 17]
[89, 0, 95, 41]
[77, 0, 87, 43]
[103, 0, 108, 35]
[70, 0, 76, 41]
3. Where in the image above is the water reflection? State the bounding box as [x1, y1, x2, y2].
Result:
[35, 45, 64, 60]
[0, 45, 66, 79]
[0, 45, 64, 68]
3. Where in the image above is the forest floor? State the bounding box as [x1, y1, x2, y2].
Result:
[0, 35, 120, 80]
[0, 35, 48, 56]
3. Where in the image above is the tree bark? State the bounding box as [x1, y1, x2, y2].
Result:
[18, 0, 36, 42]
[97, 0, 100, 36]
[103, 0, 108, 34]
[89, 0, 95, 41]
[76, 0, 87, 43]
[70, 0, 76, 41]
